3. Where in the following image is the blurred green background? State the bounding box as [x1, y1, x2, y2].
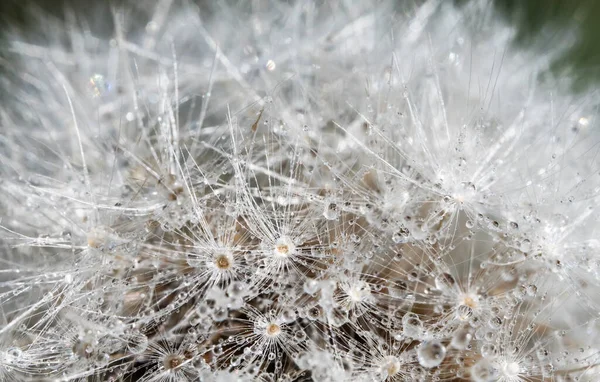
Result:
[1, 0, 599, 92]
[494, 0, 600, 92]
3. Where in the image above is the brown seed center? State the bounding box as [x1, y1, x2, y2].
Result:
[266, 323, 281, 336]
[276, 245, 289, 255]
[164, 354, 183, 369]
[463, 296, 477, 308]
[215, 255, 231, 269]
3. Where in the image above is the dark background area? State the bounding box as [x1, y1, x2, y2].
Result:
[1, 0, 599, 91]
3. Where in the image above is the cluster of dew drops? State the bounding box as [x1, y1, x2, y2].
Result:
[2, 2, 600, 382]
[2, 72, 598, 381]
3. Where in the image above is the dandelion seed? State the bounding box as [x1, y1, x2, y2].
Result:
[273, 236, 294, 258]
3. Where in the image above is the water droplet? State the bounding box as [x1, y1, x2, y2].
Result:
[294, 330, 306, 341]
[350, 234, 361, 243]
[303, 279, 320, 295]
[488, 316, 502, 329]
[434, 273, 456, 293]
[402, 313, 423, 338]
[128, 332, 148, 354]
[481, 343, 497, 358]
[471, 358, 499, 382]
[520, 239, 531, 252]
[525, 284, 537, 297]
[456, 305, 474, 321]
[392, 227, 410, 244]
[146, 21, 158, 33]
[323, 202, 339, 220]
[307, 307, 321, 320]
[536, 347, 549, 360]
[5, 347, 22, 364]
[228, 281, 246, 297]
[281, 308, 296, 323]
[451, 329, 472, 350]
[89, 74, 110, 97]
[417, 341, 446, 368]
[212, 307, 228, 321]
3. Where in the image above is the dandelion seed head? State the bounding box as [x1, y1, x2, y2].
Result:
[501, 361, 521, 378]
[346, 280, 371, 302]
[2, 0, 600, 380]
[273, 236, 294, 258]
[380, 355, 401, 377]
[214, 253, 232, 270]
[265, 322, 281, 337]
[163, 354, 183, 370]
[460, 294, 479, 310]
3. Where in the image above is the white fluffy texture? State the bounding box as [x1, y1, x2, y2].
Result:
[1, 0, 600, 381]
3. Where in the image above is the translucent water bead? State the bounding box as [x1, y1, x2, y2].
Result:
[417, 340, 446, 368]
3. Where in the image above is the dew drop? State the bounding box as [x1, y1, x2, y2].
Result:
[228, 281, 246, 297]
[266, 59, 276, 71]
[520, 239, 531, 252]
[488, 316, 502, 330]
[127, 332, 148, 354]
[434, 273, 456, 293]
[471, 358, 499, 382]
[5, 347, 22, 364]
[281, 308, 296, 323]
[392, 227, 410, 244]
[323, 202, 339, 220]
[402, 313, 423, 338]
[481, 343, 497, 358]
[212, 307, 228, 321]
[417, 341, 446, 368]
[450, 329, 472, 350]
[303, 279, 320, 295]
[89, 74, 110, 97]
[525, 284, 537, 297]
[456, 304, 474, 321]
